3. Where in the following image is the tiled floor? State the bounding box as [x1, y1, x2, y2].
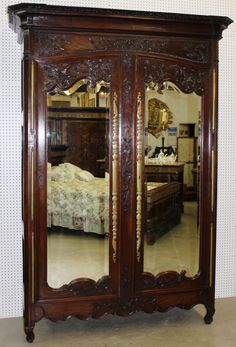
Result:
[0, 297, 236, 346]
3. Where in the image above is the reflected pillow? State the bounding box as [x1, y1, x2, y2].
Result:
[59, 162, 82, 173]
[51, 166, 75, 182]
[76, 170, 95, 182]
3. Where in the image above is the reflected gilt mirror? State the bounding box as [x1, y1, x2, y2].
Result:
[144, 81, 201, 277]
[46, 79, 111, 288]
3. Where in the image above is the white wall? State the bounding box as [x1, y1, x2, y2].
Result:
[0, 0, 235, 318]
[145, 89, 200, 153]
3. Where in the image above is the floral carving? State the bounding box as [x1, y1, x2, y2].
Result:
[38, 33, 70, 56]
[36, 33, 209, 62]
[122, 135, 132, 211]
[66, 276, 112, 296]
[42, 59, 113, 92]
[183, 42, 209, 63]
[143, 59, 207, 96]
[89, 37, 209, 63]
[92, 296, 158, 318]
[122, 55, 133, 211]
[141, 270, 188, 290]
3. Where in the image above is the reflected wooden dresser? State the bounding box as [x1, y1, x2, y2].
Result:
[145, 162, 184, 210]
[146, 181, 181, 244]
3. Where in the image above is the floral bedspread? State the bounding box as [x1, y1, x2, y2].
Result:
[47, 165, 167, 235]
[47, 178, 109, 235]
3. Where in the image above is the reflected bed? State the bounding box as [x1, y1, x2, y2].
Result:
[47, 163, 181, 238]
[47, 177, 109, 235]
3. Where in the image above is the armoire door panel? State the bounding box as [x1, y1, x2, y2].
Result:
[118, 54, 137, 297]
[33, 56, 122, 298]
[143, 84, 201, 277]
[46, 81, 111, 289]
[134, 57, 211, 292]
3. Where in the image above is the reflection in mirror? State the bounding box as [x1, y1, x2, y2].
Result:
[47, 80, 110, 288]
[144, 81, 201, 277]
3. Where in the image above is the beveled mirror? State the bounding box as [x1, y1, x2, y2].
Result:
[46, 79, 111, 287]
[143, 81, 201, 277]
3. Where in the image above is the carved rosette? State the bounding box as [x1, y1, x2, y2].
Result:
[143, 59, 207, 96]
[42, 59, 113, 92]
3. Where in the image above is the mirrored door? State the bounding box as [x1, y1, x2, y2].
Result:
[46, 79, 112, 288]
[143, 81, 201, 277]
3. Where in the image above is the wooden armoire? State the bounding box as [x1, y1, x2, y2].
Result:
[8, 3, 232, 342]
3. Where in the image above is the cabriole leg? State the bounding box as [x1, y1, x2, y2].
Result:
[25, 325, 35, 343]
[204, 305, 215, 324]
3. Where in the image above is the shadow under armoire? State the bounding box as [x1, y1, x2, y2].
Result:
[8, 3, 232, 342]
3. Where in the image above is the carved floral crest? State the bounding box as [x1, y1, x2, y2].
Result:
[143, 59, 207, 96]
[41, 59, 113, 92]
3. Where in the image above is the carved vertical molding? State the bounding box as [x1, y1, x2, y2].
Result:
[112, 92, 119, 263]
[30, 60, 35, 303]
[136, 93, 143, 262]
[210, 68, 216, 287]
[30, 147, 35, 303]
[31, 61, 35, 134]
[122, 55, 133, 211]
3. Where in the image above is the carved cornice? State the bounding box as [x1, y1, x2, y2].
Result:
[41, 59, 113, 92]
[143, 59, 208, 96]
[8, 4, 232, 29]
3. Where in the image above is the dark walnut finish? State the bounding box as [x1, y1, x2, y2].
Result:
[8, 3, 232, 342]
